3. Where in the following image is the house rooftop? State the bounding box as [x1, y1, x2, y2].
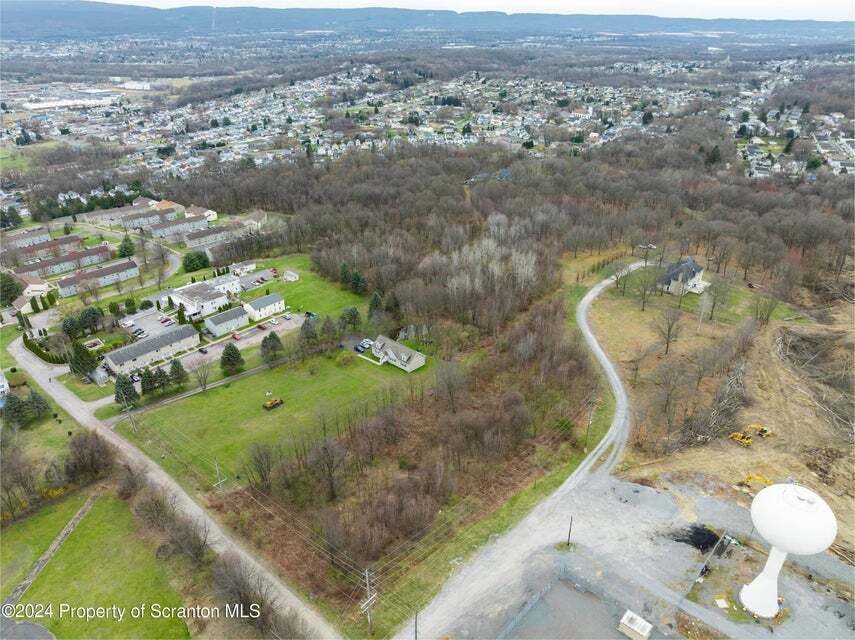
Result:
[107, 324, 197, 367]
[58, 259, 137, 288]
[660, 256, 702, 284]
[206, 306, 247, 326]
[245, 293, 283, 311]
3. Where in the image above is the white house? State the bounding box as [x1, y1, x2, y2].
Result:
[371, 336, 426, 373]
[105, 324, 199, 375]
[243, 293, 284, 321]
[0, 370, 9, 398]
[658, 257, 708, 295]
[19, 275, 50, 298]
[171, 283, 229, 320]
[230, 260, 256, 276]
[204, 306, 248, 337]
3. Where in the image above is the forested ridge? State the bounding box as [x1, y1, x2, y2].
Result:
[165, 114, 853, 329]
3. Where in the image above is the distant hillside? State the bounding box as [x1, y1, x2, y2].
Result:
[2, 0, 853, 41]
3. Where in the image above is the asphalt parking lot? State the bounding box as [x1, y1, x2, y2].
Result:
[123, 308, 175, 339]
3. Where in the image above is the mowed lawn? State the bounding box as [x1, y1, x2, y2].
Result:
[119, 354, 431, 490]
[58, 372, 114, 401]
[241, 254, 366, 318]
[0, 492, 89, 600]
[19, 496, 189, 639]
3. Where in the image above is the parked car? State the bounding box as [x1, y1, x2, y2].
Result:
[282, 313, 291, 321]
[232, 333, 241, 341]
[159, 317, 169, 324]
[198, 347, 209, 354]
[270, 318, 280, 325]
[305, 311, 318, 319]
[131, 374, 141, 383]
[361, 338, 374, 348]
[257, 323, 266, 330]
[354, 344, 366, 353]
[164, 319, 175, 326]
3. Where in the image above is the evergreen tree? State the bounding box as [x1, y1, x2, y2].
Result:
[124, 298, 137, 315]
[0, 272, 23, 307]
[2, 394, 29, 427]
[118, 234, 135, 258]
[350, 271, 367, 294]
[260, 332, 284, 364]
[339, 306, 361, 331]
[220, 343, 245, 376]
[153, 366, 170, 391]
[368, 291, 383, 318]
[69, 340, 98, 374]
[30, 296, 40, 312]
[114, 374, 139, 405]
[177, 304, 186, 324]
[140, 368, 156, 395]
[339, 263, 351, 285]
[169, 359, 188, 387]
[27, 390, 50, 420]
[300, 318, 318, 345]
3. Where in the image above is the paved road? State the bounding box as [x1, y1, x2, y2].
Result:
[7, 337, 341, 640]
[394, 262, 646, 639]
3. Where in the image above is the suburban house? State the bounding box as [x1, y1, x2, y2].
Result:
[3, 235, 82, 266]
[5, 226, 51, 249]
[243, 293, 284, 321]
[371, 336, 426, 373]
[57, 259, 139, 297]
[13, 245, 111, 277]
[204, 306, 249, 337]
[104, 324, 199, 375]
[150, 215, 208, 239]
[658, 257, 708, 295]
[230, 260, 257, 276]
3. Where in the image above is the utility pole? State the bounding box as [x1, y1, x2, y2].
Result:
[414, 611, 418, 640]
[360, 568, 376, 636]
[567, 516, 573, 546]
[213, 459, 227, 490]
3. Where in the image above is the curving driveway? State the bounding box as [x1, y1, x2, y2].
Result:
[393, 262, 645, 639]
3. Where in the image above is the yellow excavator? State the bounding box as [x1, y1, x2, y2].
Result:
[745, 423, 772, 438]
[729, 431, 753, 447]
[739, 473, 772, 487]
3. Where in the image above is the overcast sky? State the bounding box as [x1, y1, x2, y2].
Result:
[102, 0, 854, 22]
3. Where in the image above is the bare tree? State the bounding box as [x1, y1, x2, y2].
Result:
[707, 278, 732, 321]
[634, 268, 660, 311]
[188, 356, 212, 392]
[435, 360, 465, 413]
[653, 307, 682, 355]
[244, 443, 278, 492]
[308, 427, 348, 501]
[752, 294, 779, 325]
[627, 343, 657, 387]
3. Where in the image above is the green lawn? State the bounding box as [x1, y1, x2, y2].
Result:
[19, 496, 190, 639]
[3, 374, 80, 466]
[117, 353, 432, 491]
[241, 254, 366, 319]
[0, 492, 89, 600]
[1, 324, 23, 367]
[58, 372, 114, 401]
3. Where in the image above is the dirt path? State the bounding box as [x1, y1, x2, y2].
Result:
[393, 263, 646, 639]
[3, 495, 97, 607]
[8, 336, 341, 639]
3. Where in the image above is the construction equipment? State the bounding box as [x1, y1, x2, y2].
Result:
[729, 431, 753, 447]
[738, 474, 772, 487]
[745, 423, 772, 438]
[263, 398, 283, 411]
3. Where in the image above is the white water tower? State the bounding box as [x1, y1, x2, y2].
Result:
[740, 483, 837, 618]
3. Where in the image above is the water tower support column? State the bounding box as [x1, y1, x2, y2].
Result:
[739, 546, 787, 618]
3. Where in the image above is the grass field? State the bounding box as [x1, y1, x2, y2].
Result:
[3, 373, 80, 466]
[0, 492, 90, 600]
[117, 353, 432, 491]
[19, 496, 190, 639]
[58, 372, 114, 401]
[241, 254, 366, 318]
[1, 324, 23, 366]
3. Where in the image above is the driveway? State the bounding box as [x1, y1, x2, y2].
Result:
[7, 336, 341, 640]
